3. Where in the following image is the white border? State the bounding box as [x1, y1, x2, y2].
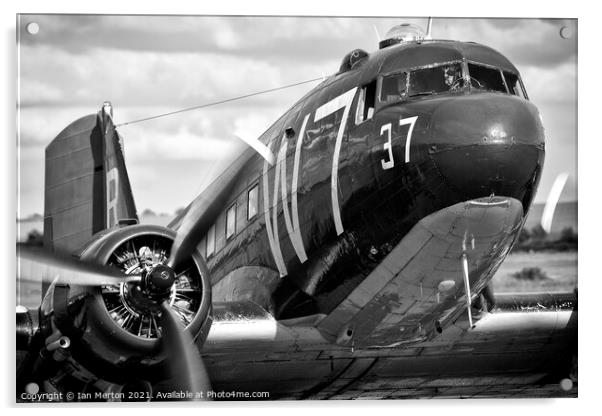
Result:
[2, 1, 597, 414]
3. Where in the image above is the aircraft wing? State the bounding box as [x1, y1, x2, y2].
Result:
[198, 292, 576, 399]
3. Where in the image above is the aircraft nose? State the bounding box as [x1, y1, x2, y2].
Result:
[427, 94, 545, 204]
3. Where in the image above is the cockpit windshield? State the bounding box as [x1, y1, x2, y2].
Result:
[467, 63, 506, 93]
[380, 72, 408, 102]
[378, 61, 527, 105]
[408, 62, 464, 97]
[503, 71, 527, 98]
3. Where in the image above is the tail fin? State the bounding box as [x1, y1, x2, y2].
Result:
[43, 102, 138, 254]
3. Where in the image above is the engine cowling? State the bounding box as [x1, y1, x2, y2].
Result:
[67, 224, 212, 383]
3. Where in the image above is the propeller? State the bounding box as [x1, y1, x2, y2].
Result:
[167, 149, 253, 269]
[16, 244, 212, 401]
[167, 129, 282, 269]
[17, 244, 141, 287]
[156, 301, 211, 399]
[167, 194, 214, 270]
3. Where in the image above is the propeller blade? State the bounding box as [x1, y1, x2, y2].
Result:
[157, 301, 211, 400]
[167, 151, 252, 269]
[16, 244, 140, 287]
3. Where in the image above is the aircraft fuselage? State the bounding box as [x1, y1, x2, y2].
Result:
[193, 40, 545, 341]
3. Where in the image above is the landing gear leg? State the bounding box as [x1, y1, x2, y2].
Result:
[461, 254, 474, 328]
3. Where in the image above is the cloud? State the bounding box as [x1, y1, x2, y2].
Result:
[520, 62, 576, 106]
[17, 15, 578, 216]
[124, 128, 239, 161]
[20, 16, 388, 62]
[125, 159, 237, 214]
[18, 106, 100, 150]
[19, 43, 326, 111]
[438, 18, 577, 68]
[19, 103, 283, 158]
[20, 16, 577, 69]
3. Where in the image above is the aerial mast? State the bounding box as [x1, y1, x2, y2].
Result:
[425, 17, 433, 40]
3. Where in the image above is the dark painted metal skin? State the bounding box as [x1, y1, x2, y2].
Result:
[197, 40, 544, 324]
[24, 38, 573, 401]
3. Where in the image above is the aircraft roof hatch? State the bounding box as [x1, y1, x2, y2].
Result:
[379, 23, 427, 49]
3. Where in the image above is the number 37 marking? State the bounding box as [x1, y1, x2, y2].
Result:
[381, 116, 418, 170]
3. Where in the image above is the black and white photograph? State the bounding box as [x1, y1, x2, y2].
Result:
[14, 11, 579, 403]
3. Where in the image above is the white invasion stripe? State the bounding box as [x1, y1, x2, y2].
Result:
[262, 157, 287, 277]
[400, 116, 418, 163]
[541, 172, 569, 233]
[278, 136, 308, 263]
[292, 114, 309, 232]
[314, 87, 357, 236]
[235, 134, 275, 166]
[271, 147, 288, 276]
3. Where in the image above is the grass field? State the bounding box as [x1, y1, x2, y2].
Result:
[492, 251, 577, 293]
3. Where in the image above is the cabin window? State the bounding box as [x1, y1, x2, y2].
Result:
[467, 63, 506, 93]
[226, 203, 236, 239]
[355, 80, 376, 123]
[503, 71, 527, 99]
[380, 72, 408, 103]
[198, 236, 206, 259]
[206, 224, 215, 257]
[247, 184, 258, 220]
[408, 63, 463, 97]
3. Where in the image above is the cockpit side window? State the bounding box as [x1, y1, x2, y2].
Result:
[503, 71, 527, 99]
[379, 72, 408, 103]
[356, 79, 377, 124]
[467, 63, 507, 93]
[408, 62, 463, 97]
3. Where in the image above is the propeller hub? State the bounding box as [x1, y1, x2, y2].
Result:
[143, 264, 176, 297]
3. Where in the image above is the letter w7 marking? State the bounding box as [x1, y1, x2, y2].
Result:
[314, 87, 357, 236]
[262, 114, 311, 277]
[262, 88, 356, 277]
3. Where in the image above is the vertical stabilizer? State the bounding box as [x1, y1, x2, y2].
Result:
[43, 102, 138, 255]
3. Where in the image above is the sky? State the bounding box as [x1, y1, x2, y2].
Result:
[16, 15, 578, 217]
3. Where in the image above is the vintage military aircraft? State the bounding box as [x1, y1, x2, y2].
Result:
[16, 22, 577, 401]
